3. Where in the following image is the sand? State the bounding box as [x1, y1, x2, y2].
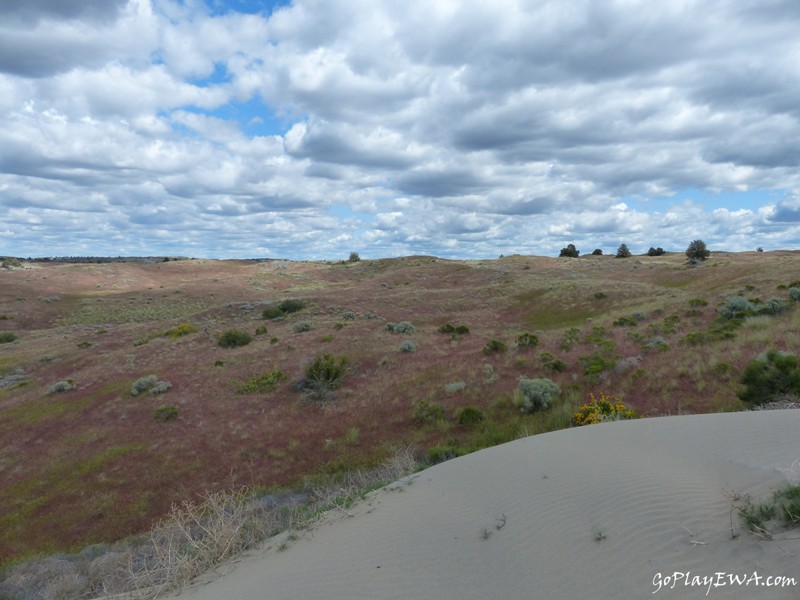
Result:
[172, 411, 800, 599]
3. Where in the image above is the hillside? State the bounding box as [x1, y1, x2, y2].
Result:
[1, 251, 799, 564]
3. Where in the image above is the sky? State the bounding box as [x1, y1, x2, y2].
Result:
[2, 0, 800, 260]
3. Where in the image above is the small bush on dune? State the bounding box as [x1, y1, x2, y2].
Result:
[293, 321, 312, 333]
[279, 299, 306, 314]
[47, 380, 76, 394]
[399, 340, 416, 352]
[302, 353, 349, 402]
[718, 296, 755, 320]
[514, 377, 560, 413]
[236, 368, 288, 394]
[540, 352, 566, 372]
[217, 329, 252, 348]
[261, 305, 283, 320]
[573, 392, 638, 425]
[131, 375, 158, 396]
[164, 323, 197, 338]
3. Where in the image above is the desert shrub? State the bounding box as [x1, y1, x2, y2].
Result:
[150, 381, 172, 395]
[573, 392, 638, 425]
[426, 445, 467, 465]
[616, 243, 631, 258]
[341, 311, 357, 320]
[685, 239, 710, 262]
[261, 305, 283, 319]
[739, 483, 800, 535]
[131, 375, 158, 396]
[154, 406, 178, 422]
[77, 341, 92, 349]
[279, 299, 306, 314]
[540, 352, 566, 372]
[303, 353, 349, 402]
[560, 327, 581, 351]
[789, 287, 800, 302]
[0, 331, 18, 343]
[482, 339, 507, 355]
[386, 321, 416, 334]
[0, 315, 7, 320]
[457, 406, 486, 427]
[755, 297, 788, 316]
[399, 340, 416, 353]
[515, 332, 539, 350]
[217, 329, 252, 348]
[444, 381, 466, 394]
[165, 323, 197, 338]
[438, 323, 470, 335]
[642, 336, 669, 352]
[579, 353, 617, 378]
[613, 315, 638, 327]
[254, 326, 267, 336]
[293, 321, 312, 333]
[514, 377, 560, 413]
[559, 244, 579, 258]
[594, 291, 606, 299]
[47, 380, 76, 394]
[236, 368, 288, 394]
[718, 296, 755, 320]
[413, 400, 444, 424]
[738, 349, 800, 406]
[688, 298, 708, 307]
[214, 360, 224, 367]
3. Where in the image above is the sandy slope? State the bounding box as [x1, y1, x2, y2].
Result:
[172, 411, 800, 600]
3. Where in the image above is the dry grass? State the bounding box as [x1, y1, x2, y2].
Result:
[0, 447, 418, 600]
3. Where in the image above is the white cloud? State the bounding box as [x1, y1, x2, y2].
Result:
[2, 0, 800, 259]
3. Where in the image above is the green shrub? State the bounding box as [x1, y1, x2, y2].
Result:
[426, 445, 467, 465]
[514, 377, 560, 413]
[164, 322, 197, 338]
[755, 297, 788, 316]
[0, 332, 18, 344]
[579, 353, 617, 377]
[386, 321, 416, 334]
[738, 349, 800, 406]
[217, 329, 252, 348]
[341, 311, 357, 320]
[688, 298, 708, 307]
[482, 339, 507, 355]
[305, 352, 349, 390]
[591, 249, 603, 256]
[255, 326, 268, 335]
[150, 381, 172, 395]
[594, 292, 606, 299]
[214, 360, 224, 367]
[718, 296, 755, 320]
[789, 287, 800, 302]
[262, 305, 284, 319]
[515, 333, 539, 350]
[444, 381, 466, 394]
[131, 375, 158, 396]
[400, 340, 416, 352]
[458, 406, 486, 427]
[236, 368, 288, 393]
[540, 352, 566, 372]
[47, 380, 76, 394]
[279, 299, 306, 314]
[293, 321, 312, 333]
[154, 406, 178, 422]
[413, 400, 444, 424]
[348, 252, 361, 262]
[77, 341, 92, 349]
[560, 327, 581, 351]
[616, 243, 631, 258]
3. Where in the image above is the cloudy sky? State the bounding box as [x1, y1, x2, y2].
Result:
[2, 0, 800, 259]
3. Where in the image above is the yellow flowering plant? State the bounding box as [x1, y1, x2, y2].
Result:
[573, 392, 639, 426]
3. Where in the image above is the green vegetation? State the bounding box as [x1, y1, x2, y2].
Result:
[739, 483, 800, 536]
[399, 340, 416, 352]
[738, 349, 800, 406]
[163, 322, 197, 338]
[457, 406, 486, 427]
[482, 339, 507, 355]
[685, 239, 710, 262]
[279, 299, 306, 314]
[236, 368, 289, 394]
[616, 243, 631, 258]
[302, 353, 349, 402]
[293, 321, 312, 333]
[413, 400, 444, 424]
[386, 321, 416, 334]
[438, 323, 470, 335]
[131, 375, 171, 396]
[514, 377, 560, 413]
[217, 328, 252, 348]
[540, 352, 566, 372]
[573, 393, 638, 425]
[515, 332, 539, 350]
[154, 406, 179, 422]
[559, 243, 579, 258]
[348, 252, 361, 262]
[46, 380, 76, 394]
[0, 332, 17, 344]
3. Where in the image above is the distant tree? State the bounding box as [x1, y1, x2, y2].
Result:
[757, 247, 764, 253]
[348, 252, 361, 262]
[616, 244, 632, 258]
[685, 239, 710, 262]
[559, 244, 580, 258]
[647, 247, 665, 256]
[591, 248, 603, 256]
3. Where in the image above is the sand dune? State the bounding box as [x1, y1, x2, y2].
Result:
[173, 411, 800, 599]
